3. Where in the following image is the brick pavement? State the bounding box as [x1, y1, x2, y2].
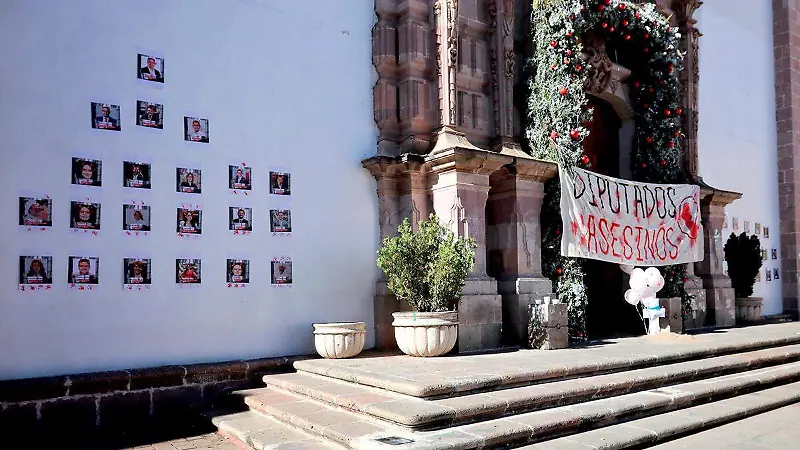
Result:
[125, 433, 243, 450]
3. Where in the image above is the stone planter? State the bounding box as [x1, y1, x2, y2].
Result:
[312, 322, 366, 359]
[735, 297, 764, 323]
[659, 297, 683, 334]
[392, 311, 458, 357]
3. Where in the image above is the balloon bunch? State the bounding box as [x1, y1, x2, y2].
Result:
[623, 266, 666, 334]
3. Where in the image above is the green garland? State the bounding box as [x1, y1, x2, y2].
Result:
[526, 0, 687, 342]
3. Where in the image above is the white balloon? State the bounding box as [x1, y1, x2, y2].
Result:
[619, 264, 635, 275]
[624, 289, 642, 305]
[629, 268, 646, 291]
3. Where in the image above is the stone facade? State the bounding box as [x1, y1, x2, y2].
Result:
[773, 0, 800, 319]
[366, 0, 744, 351]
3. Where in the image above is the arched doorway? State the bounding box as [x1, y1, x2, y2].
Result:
[581, 96, 643, 339]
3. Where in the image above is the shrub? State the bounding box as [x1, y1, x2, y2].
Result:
[377, 214, 477, 313]
[723, 232, 763, 298]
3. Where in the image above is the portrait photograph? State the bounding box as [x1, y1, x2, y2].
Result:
[176, 168, 202, 194]
[137, 54, 164, 83]
[732, 217, 739, 231]
[271, 259, 292, 285]
[774, 268, 780, 280]
[772, 248, 778, 260]
[762, 249, 768, 261]
[270, 209, 291, 233]
[764, 227, 770, 239]
[68, 256, 99, 284]
[184, 117, 209, 143]
[19, 197, 52, 227]
[176, 259, 201, 284]
[91, 102, 121, 131]
[19, 256, 53, 285]
[136, 101, 163, 129]
[229, 166, 251, 190]
[123, 161, 151, 189]
[226, 259, 250, 284]
[176, 208, 202, 234]
[70, 201, 101, 230]
[229, 207, 252, 231]
[269, 171, 291, 195]
[766, 269, 772, 282]
[123, 205, 151, 231]
[755, 223, 762, 236]
[744, 220, 751, 233]
[72, 158, 102, 187]
[124, 258, 152, 286]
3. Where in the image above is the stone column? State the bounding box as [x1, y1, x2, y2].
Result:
[425, 146, 512, 352]
[694, 188, 741, 328]
[487, 157, 557, 344]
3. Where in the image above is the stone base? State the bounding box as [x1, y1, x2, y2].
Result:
[659, 297, 683, 334]
[736, 297, 764, 323]
[527, 301, 568, 350]
[707, 287, 736, 327]
[458, 294, 503, 353]
[499, 277, 553, 344]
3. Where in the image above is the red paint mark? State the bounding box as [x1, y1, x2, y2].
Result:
[571, 220, 579, 236]
[45, 285, 51, 290]
[92, 231, 98, 235]
[126, 231, 132, 236]
[29, 286, 34, 291]
[78, 286, 85, 291]
[234, 230, 239, 235]
[227, 283, 232, 288]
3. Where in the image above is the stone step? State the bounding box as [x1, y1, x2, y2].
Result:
[209, 409, 345, 450]
[265, 344, 800, 430]
[522, 381, 800, 449]
[227, 361, 800, 449]
[293, 324, 800, 398]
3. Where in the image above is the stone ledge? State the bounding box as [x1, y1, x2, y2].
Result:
[0, 354, 309, 404]
[265, 344, 800, 430]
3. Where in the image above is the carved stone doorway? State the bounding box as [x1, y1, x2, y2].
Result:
[581, 96, 643, 339]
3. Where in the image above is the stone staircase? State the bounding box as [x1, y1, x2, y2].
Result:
[207, 323, 800, 449]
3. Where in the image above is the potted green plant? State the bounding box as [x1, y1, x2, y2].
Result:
[724, 232, 764, 323]
[377, 214, 476, 357]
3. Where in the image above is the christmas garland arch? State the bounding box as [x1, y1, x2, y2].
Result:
[526, 0, 688, 341]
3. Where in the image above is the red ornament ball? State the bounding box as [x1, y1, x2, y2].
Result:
[566, 49, 573, 56]
[648, 87, 655, 94]
[625, 34, 631, 41]
[570, 129, 580, 139]
[669, 270, 675, 276]
[550, 131, 559, 140]
[580, 154, 590, 165]
[603, 0, 611, 5]
[644, 33, 649, 39]
[676, 107, 683, 115]
[609, 26, 615, 33]
[576, 64, 582, 71]
[598, 4, 605, 11]
[674, 130, 681, 137]
[659, 159, 667, 167]
[668, 64, 674, 73]
[668, 141, 675, 148]
[567, 31, 574, 37]
[646, 136, 654, 144]
[556, 228, 561, 236]
[635, 12, 641, 19]
[569, 13, 575, 20]
[622, 19, 629, 26]
[556, 267, 563, 276]
[644, 47, 650, 53]
[602, 22, 608, 28]
[641, 163, 648, 169]
[559, 87, 568, 96]
[550, 40, 558, 48]
[618, 3, 626, 9]
[664, 109, 672, 116]
[550, 64, 557, 70]
[564, 58, 570, 64]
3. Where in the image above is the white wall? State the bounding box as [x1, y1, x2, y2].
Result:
[696, 1, 781, 314]
[0, 0, 379, 380]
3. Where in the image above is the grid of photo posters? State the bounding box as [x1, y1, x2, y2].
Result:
[16, 52, 293, 292]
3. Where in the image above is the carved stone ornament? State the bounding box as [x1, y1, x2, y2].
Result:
[446, 0, 459, 125]
[503, 0, 514, 79]
[582, 32, 614, 94]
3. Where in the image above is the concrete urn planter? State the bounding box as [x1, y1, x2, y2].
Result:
[735, 297, 764, 323]
[392, 311, 458, 357]
[312, 322, 366, 359]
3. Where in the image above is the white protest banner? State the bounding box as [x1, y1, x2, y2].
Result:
[559, 166, 703, 266]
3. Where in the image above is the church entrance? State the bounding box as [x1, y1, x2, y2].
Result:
[581, 96, 644, 339]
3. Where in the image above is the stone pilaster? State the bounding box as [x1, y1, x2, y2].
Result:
[425, 146, 512, 352]
[373, 0, 400, 156]
[487, 156, 557, 344]
[694, 188, 741, 328]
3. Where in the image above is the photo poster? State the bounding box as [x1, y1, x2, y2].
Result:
[229, 206, 253, 233]
[184, 116, 209, 143]
[19, 196, 53, 229]
[772, 248, 778, 260]
[68, 256, 99, 288]
[269, 171, 291, 196]
[19, 255, 53, 291]
[762, 249, 768, 261]
[766, 269, 772, 282]
[226, 259, 250, 288]
[136, 101, 164, 129]
[559, 166, 703, 266]
[270, 209, 292, 235]
[176, 206, 202, 236]
[123, 203, 151, 234]
[72, 157, 102, 187]
[176, 258, 201, 284]
[764, 227, 770, 239]
[137, 53, 165, 83]
[229, 164, 252, 192]
[124, 258, 152, 290]
[91, 102, 121, 131]
[774, 268, 780, 280]
[177, 167, 202, 194]
[744, 220, 751, 233]
[732, 217, 739, 231]
[755, 222, 762, 236]
[123, 161, 152, 189]
[271, 257, 292, 286]
[70, 200, 101, 233]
